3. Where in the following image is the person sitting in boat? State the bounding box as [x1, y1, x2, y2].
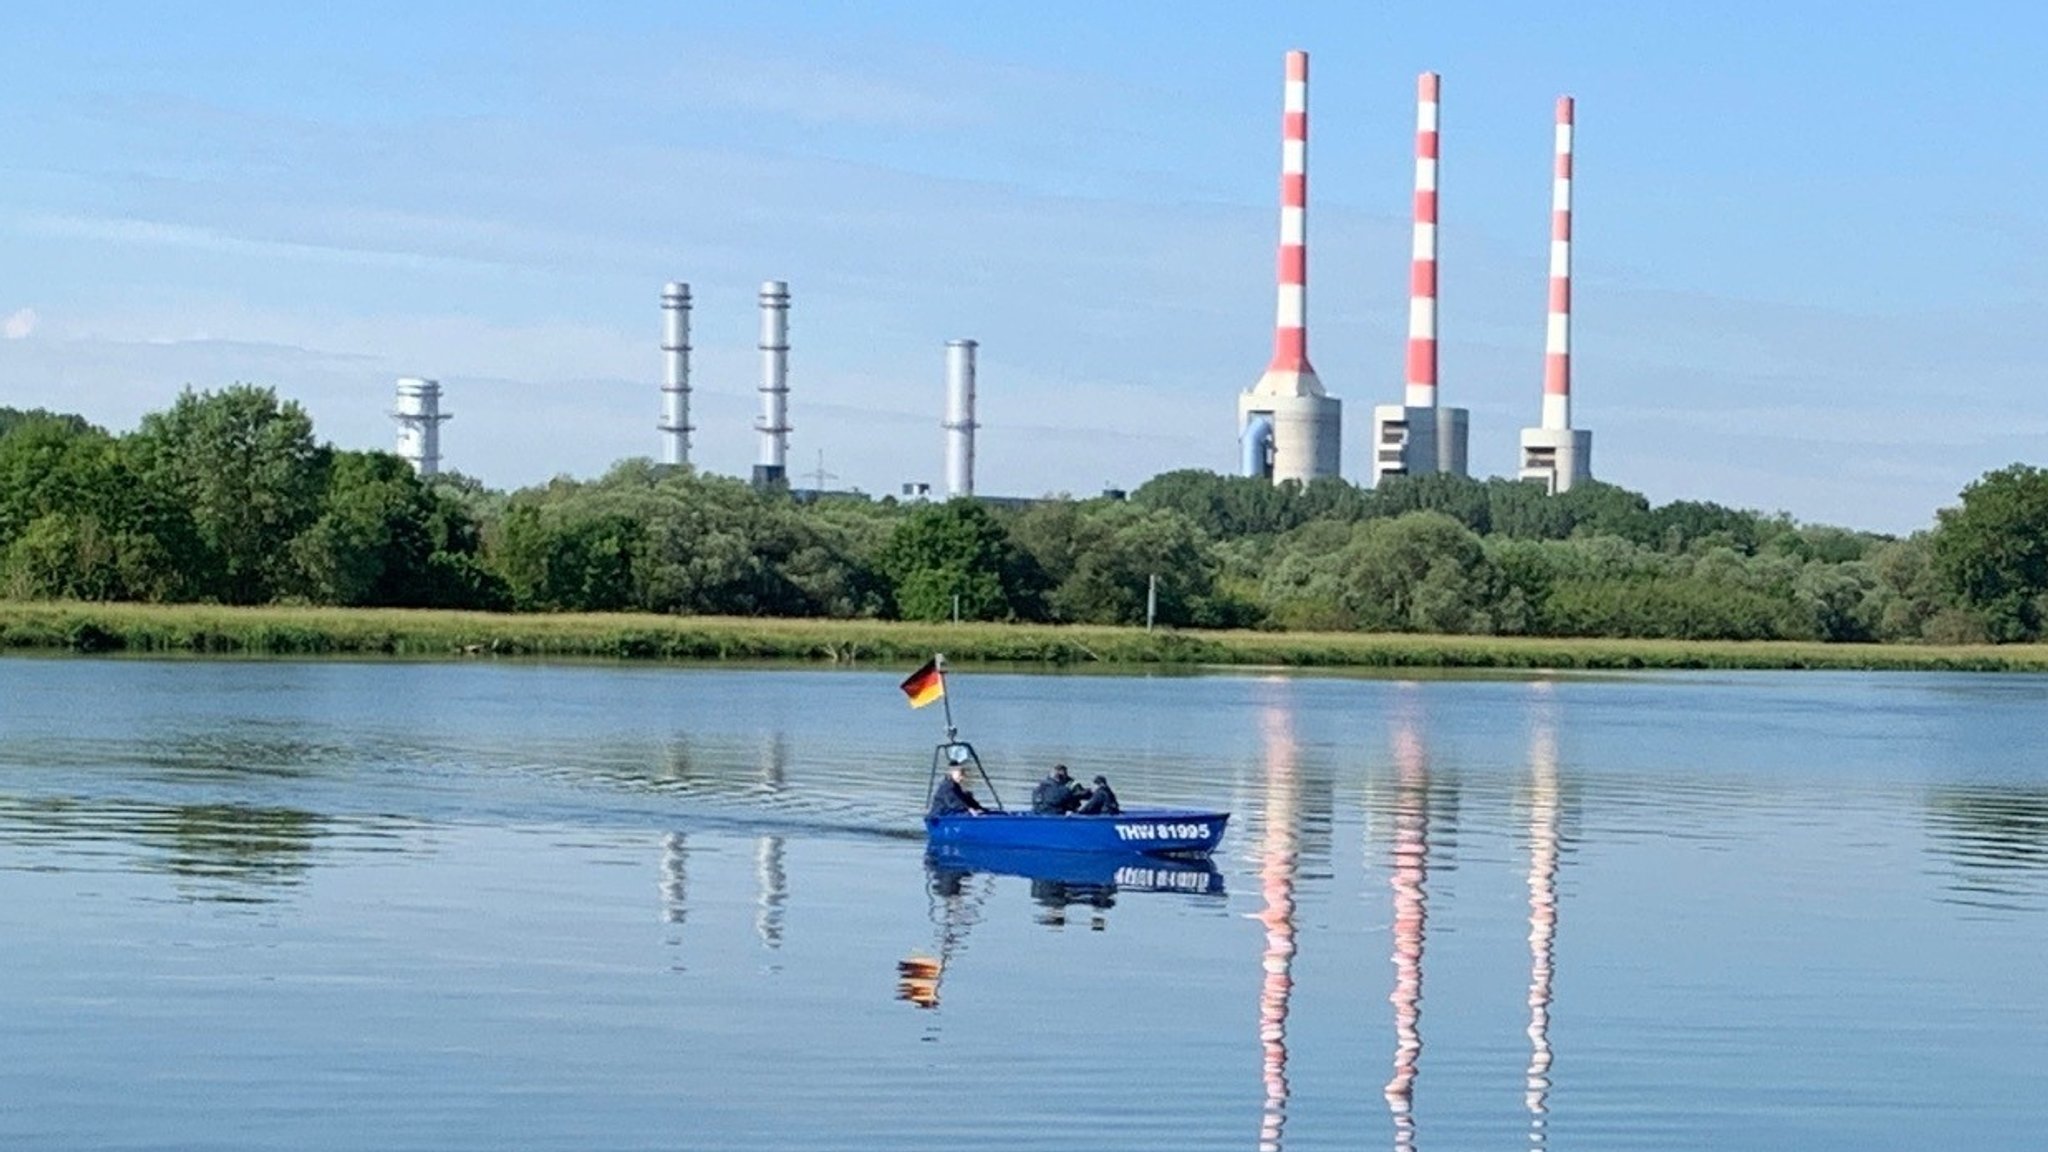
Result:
[1030, 764, 1087, 815]
[930, 764, 987, 818]
[1076, 774, 1121, 816]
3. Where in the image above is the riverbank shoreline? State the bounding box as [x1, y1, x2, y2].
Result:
[4, 601, 2048, 672]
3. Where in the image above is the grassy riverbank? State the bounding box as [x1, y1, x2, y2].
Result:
[4, 600, 2048, 671]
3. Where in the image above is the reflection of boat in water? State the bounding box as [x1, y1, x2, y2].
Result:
[925, 842, 1226, 899]
[901, 835, 1226, 1007]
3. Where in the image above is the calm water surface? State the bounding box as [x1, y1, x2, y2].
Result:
[3, 658, 2046, 1150]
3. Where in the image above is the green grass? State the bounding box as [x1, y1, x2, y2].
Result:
[2, 600, 2047, 671]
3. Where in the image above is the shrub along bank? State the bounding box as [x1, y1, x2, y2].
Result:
[7, 602, 2048, 672]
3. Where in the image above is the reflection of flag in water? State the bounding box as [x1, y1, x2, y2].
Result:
[899, 658, 945, 709]
[896, 955, 943, 1008]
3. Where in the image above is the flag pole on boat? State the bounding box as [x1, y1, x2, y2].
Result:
[905, 652, 1003, 810]
[939, 655, 957, 741]
[899, 653, 955, 741]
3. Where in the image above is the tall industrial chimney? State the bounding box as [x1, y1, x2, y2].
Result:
[1519, 96, 1593, 493]
[1544, 96, 1576, 433]
[391, 377, 451, 477]
[1238, 49, 1341, 485]
[943, 339, 978, 498]
[659, 281, 692, 467]
[752, 280, 791, 489]
[1267, 50, 1315, 396]
[1372, 71, 1469, 486]
[1406, 72, 1441, 411]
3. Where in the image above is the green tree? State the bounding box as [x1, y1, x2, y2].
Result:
[1931, 464, 2048, 642]
[1345, 512, 1514, 633]
[1, 512, 177, 601]
[875, 499, 1043, 621]
[1368, 474, 1494, 534]
[126, 385, 329, 603]
[292, 452, 436, 605]
[0, 417, 122, 545]
[1485, 537, 1560, 630]
[1647, 499, 1766, 554]
[541, 462, 886, 618]
[1554, 480, 1654, 543]
[1540, 575, 1800, 639]
[1258, 519, 1361, 630]
[1130, 470, 1370, 538]
[1793, 560, 1880, 642]
[1485, 478, 1575, 540]
[1869, 534, 1944, 641]
[1012, 501, 1223, 626]
[495, 500, 645, 611]
[0, 406, 94, 442]
[0, 417, 187, 600]
[290, 451, 506, 609]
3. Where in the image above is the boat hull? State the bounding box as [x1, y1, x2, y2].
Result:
[925, 807, 1229, 859]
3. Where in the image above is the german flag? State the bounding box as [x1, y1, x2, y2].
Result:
[899, 657, 945, 709]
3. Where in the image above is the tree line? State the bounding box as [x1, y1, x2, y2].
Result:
[4, 386, 2046, 643]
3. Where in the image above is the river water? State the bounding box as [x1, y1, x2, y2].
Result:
[3, 658, 2045, 1151]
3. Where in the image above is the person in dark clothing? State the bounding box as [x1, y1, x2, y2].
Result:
[1031, 764, 1086, 815]
[929, 765, 987, 817]
[1076, 775, 1121, 816]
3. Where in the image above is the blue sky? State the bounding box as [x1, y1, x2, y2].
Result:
[0, 1, 2042, 532]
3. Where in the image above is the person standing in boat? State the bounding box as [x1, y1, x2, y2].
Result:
[1031, 764, 1087, 815]
[930, 764, 987, 817]
[1076, 775, 1120, 816]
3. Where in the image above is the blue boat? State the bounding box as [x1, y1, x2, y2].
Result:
[925, 808, 1230, 858]
[923, 738, 1230, 860]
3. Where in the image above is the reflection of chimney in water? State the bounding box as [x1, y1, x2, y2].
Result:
[760, 734, 788, 794]
[1253, 686, 1300, 1152]
[1386, 710, 1430, 1152]
[755, 836, 787, 948]
[660, 831, 688, 926]
[756, 735, 789, 948]
[659, 739, 693, 932]
[1526, 701, 1561, 1143]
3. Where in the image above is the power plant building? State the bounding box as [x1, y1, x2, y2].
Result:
[1519, 96, 1593, 493]
[1372, 72, 1470, 486]
[1239, 49, 1342, 485]
[391, 376, 450, 477]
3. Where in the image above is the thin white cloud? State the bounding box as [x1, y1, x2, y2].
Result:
[1, 309, 37, 340]
[667, 54, 985, 129]
[11, 214, 515, 274]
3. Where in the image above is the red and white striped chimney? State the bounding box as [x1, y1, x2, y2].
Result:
[1542, 96, 1574, 431]
[1405, 72, 1441, 411]
[1264, 49, 1318, 388]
